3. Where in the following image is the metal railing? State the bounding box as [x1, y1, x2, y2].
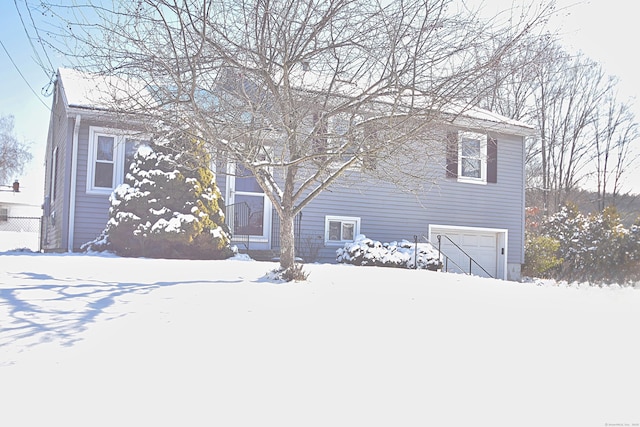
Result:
[224, 202, 251, 251]
[436, 234, 493, 278]
[224, 204, 303, 255]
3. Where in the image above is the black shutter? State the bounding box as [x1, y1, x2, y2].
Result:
[446, 131, 458, 178]
[487, 136, 497, 183]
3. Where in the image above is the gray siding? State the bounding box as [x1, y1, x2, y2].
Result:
[47, 94, 524, 265]
[42, 87, 71, 252]
[71, 119, 148, 250]
[423, 131, 525, 265]
[296, 129, 525, 265]
[300, 178, 431, 262]
[72, 121, 110, 249]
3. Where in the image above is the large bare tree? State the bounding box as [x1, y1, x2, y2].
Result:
[38, 0, 552, 271]
[522, 46, 615, 211]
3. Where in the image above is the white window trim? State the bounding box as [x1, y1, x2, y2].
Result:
[458, 131, 487, 185]
[86, 126, 149, 195]
[324, 215, 361, 246]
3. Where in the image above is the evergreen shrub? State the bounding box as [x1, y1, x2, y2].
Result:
[82, 135, 233, 259]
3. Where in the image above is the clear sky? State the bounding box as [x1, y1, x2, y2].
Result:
[1, 0, 638, 205]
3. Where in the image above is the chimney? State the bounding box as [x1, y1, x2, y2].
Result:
[12, 180, 19, 192]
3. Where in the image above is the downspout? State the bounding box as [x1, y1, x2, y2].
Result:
[67, 114, 81, 252]
[519, 134, 527, 279]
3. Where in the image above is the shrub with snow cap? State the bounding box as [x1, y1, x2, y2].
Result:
[83, 135, 233, 259]
[528, 204, 640, 284]
[337, 234, 441, 270]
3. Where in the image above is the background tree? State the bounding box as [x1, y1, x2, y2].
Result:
[535, 51, 613, 209]
[472, 32, 553, 195]
[39, 0, 553, 272]
[591, 94, 639, 211]
[479, 33, 640, 215]
[0, 115, 32, 187]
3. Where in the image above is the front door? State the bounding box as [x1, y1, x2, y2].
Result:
[226, 163, 271, 245]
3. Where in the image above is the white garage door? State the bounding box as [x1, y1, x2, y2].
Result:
[431, 227, 498, 278]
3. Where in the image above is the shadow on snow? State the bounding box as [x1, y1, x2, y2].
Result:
[0, 271, 241, 351]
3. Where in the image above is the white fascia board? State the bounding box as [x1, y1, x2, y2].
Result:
[65, 106, 152, 130]
[451, 115, 536, 137]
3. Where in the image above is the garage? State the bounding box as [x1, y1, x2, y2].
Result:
[429, 225, 507, 279]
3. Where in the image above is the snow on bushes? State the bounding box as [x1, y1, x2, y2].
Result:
[337, 234, 442, 270]
[82, 135, 233, 259]
[526, 204, 640, 284]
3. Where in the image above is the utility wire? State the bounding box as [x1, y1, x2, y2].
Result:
[0, 38, 51, 110]
[14, 0, 55, 78]
[14, 0, 57, 97]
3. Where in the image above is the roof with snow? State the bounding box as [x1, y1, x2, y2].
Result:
[288, 66, 535, 135]
[57, 67, 535, 135]
[58, 68, 156, 112]
[444, 103, 535, 136]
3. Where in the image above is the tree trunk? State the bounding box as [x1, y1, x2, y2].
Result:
[279, 210, 296, 270]
[279, 159, 298, 271]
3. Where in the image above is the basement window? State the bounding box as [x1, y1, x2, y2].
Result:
[325, 215, 360, 245]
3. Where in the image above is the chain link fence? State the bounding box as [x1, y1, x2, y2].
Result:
[0, 216, 42, 252]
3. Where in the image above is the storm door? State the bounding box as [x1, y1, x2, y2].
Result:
[226, 163, 271, 241]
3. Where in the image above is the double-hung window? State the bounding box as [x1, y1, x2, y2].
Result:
[325, 215, 360, 245]
[93, 134, 116, 189]
[87, 127, 149, 194]
[445, 130, 495, 184]
[459, 132, 486, 181]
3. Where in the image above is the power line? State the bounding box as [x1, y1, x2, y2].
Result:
[0, 38, 51, 111]
[13, 0, 57, 97]
[13, 0, 56, 78]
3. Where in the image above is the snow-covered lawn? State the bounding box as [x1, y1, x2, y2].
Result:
[0, 230, 40, 252]
[1, 252, 639, 427]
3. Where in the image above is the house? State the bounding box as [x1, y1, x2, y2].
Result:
[0, 182, 42, 252]
[42, 68, 535, 280]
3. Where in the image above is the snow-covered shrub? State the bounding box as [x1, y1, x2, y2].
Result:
[336, 235, 441, 270]
[82, 135, 233, 259]
[530, 204, 640, 284]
